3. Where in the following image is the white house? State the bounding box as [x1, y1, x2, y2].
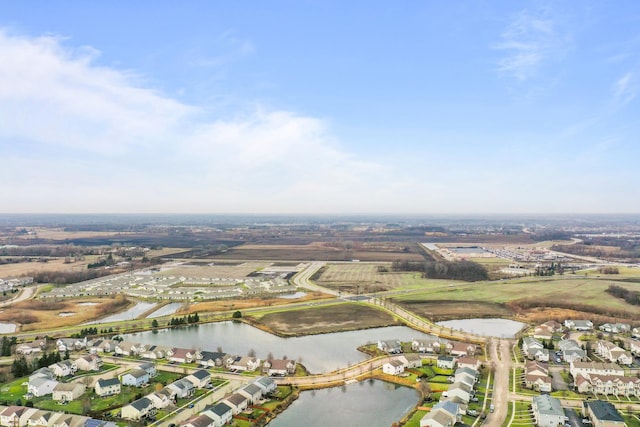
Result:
[377, 340, 402, 354]
[382, 359, 405, 376]
[75, 354, 102, 371]
[49, 361, 77, 378]
[238, 383, 263, 404]
[121, 397, 155, 421]
[222, 393, 249, 415]
[202, 402, 233, 427]
[400, 353, 422, 369]
[95, 378, 121, 397]
[52, 383, 86, 403]
[186, 370, 211, 388]
[532, 395, 566, 427]
[228, 356, 261, 372]
[437, 356, 456, 370]
[27, 377, 58, 397]
[253, 377, 277, 395]
[263, 359, 296, 376]
[564, 319, 593, 331]
[138, 362, 157, 378]
[121, 369, 149, 387]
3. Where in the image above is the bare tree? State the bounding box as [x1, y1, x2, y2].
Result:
[248, 348, 256, 357]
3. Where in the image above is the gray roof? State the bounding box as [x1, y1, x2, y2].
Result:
[209, 402, 232, 417]
[533, 395, 563, 417]
[191, 370, 210, 380]
[138, 362, 155, 370]
[125, 369, 148, 379]
[224, 393, 247, 406]
[97, 378, 120, 388]
[130, 397, 152, 411]
[585, 400, 624, 422]
[433, 400, 459, 417]
[242, 384, 261, 396]
[255, 377, 275, 388]
[185, 414, 213, 427]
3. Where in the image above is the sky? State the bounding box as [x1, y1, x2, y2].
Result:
[1, 1, 639, 214]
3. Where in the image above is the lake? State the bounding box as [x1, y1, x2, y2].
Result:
[268, 380, 418, 427]
[0, 322, 16, 334]
[437, 318, 525, 338]
[146, 303, 183, 318]
[123, 322, 438, 373]
[85, 301, 157, 324]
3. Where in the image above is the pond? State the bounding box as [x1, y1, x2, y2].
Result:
[268, 380, 418, 427]
[146, 303, 183, 318]
[84, 301, 157, 324]
[0, 322, 16, 334]
[437, 318, 525, 338]
[123, 322, 437, 373]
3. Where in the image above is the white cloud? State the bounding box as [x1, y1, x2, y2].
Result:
[612, 72, 637, 106]
[493, 9, 565, 81]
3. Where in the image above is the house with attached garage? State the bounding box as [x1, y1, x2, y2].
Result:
[454, 367, 478, 388]
[253, 377, 277, 395]
[238, 383, 263, 404]
[121, 369, 149, 387]
[53, 415, 91, 427]
[75, 354, 102, 371]
[201, 402, 233, 427]
[16, 342, 44, 356]
[263, 359, 296, 376]
[525, 361, 552, 393]
[179, 414, 214, 427]
[411, 336, 450, 354]
[450, 341, 477, 357]
[56, 338, 87, 353]
[121, 397, 156, 421]
[629, 339, 640, 356]
[186, 370, 211, 388]
[399, 353, 422, 369]
[147, 389, 174, 409]
[456, 356, 481, 370]
[558, 339, 586, 363]
[138, 362, 157, 378]
[140, 345, 169, 360]
[114, 341, 143, 357]
[28, 376, 58, 397]
[0, 406, 33, 427]
[52, 382, 86, 403]
[26, 409, 60, 427]
[595, 341, 634, 365]
[570, 361, 624, 379]
[49, 360, 77, 378]
[420, 401, 458, 427]
[199, 351, 227, 368]
[599, 323, 630, 334]
[378, 340, 402, 354]
[228, 356, 261, 372]
[95, 378, 121, 397]
[437, 356, 456, 370]
[221, 393, 249, 415]
[564, 319, 593, 331]
[532, 395, 566, 427]
[582, 400, 626, 427]
[446, 381, 472, 403]
[382, 359, 405, 376]
[167, 347, 195, 364]
[166, 379, 196, 399]
[522, 337, 545, 360]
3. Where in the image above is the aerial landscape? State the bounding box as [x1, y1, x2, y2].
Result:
[1, 2, 639, 427]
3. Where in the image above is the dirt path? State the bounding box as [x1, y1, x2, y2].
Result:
[485, 339, 513, 427]
[0, 285, 39, 308]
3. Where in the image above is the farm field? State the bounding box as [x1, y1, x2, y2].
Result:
[210, 242, 426, 262]
[315, 263, 436, 292]
[156, 262, 272, 279]
[186, 291, 335, 314]
[392, 274, 640, 322]
[0, 257, 99, 277]
[253, 302, 400, 335]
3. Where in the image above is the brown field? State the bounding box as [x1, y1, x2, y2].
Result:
[10, 228, 131, 240]
[396, 300, 513, 321]
[0, 296, 131, 331]
[211, 242, 425, 262]
[156, 262, 271, 279]
[145, 248, 191, 258]
[254, 303, 400, 336]
[0, 257, 95, 277]
[184, 291, 335, 314]
[316, 263, 424, 292]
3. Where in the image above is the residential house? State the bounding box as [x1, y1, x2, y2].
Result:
[599, 323, 630, 334]
[238, 384, 263, 404]
[377, 340, 402, 354]
[199, 351, 227, 368]
[524, 362, 552, 393]
[541, 320, 563, 332]
[400, 353, 422, 369]
[522, 337, 544, 360]
[186, 370, 211, 388]
[450, 341, 477, 357]
[420, 401, 459, 427]
[56, 338, 86, 353]
[94, 378, 121, 397]
[75, 354, 102, 371]
[0, 406, 32, 427]
[559, 340, 587, 363]
[221, 393, 248, 415]
[138, 362, 157, 378]
[582, 400, 626, 427]
[26, 410, 59, 427]
[114, 341, 141, 357]
[632, 327, 640, 339]
[52, 415, 89, 427]
[121, 397, 155, 421]
[437, 356, 456, 370]
[570, 362, 624, 379]
[456, 357, 481, 370]
[15, 342, 44, 356]
[533, 327, 553, 341]
[121, 369, 149, 387]
[629, 340, 640, 356]
[382, 359, 405, 376]
[147, 389, 174, 409]
[180, 414, 214, 427]
[29, 368, 55, 382]
[52, 383, 86, 403]
[454, 367, 478, 387]
[87, 339, 116, 354]
[253, 377, 277, 395]
[564, 320, 593, 331]
[532, 395, 566, 427]
[576, 374, 640, 397]
[49, 360, 77, 378]
[228, 356, 261, 372]
[140, 345, 170, 360]
[167, 348, 195, 364]
[595, 341, 634, 365]
[263, 359, 296, 376]
[27, 375, 58, 398]
[202, 402, 233, 427]
[412, 336, 449, 354]
[446, 382, 472, 403]
[166, 379, 195, 399]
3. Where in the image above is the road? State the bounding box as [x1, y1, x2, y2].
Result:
[485, 339, 513, 427]
[0, 285, 39, 308]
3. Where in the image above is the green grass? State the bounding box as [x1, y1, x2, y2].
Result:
[0, 377, 28, 404]
[404, 410, 428, 427]
[32, 397, 84, 414]
[623, 415, 640, 427]
[430, 375, 451, 383]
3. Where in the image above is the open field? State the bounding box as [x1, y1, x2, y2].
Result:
[144, 247, 191, 258]
[0, 296, 132, 331]
[392, 274, 640, 322]
[185, 291, 335, 314]
[156, 262, 272, 278]
[252, 303, 401, 335]
[0, 257, 98, 277]
[9, 228, 132, 240]
[210, 242, 426, 262]
[316, 263, 430, 292]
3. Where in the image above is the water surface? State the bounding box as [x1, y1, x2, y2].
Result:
[437, 318, 525, 338]
[85, 301, 157, 324]
[268, 380, 417, 427]
[146, 303, 183, 318]
[0, 323, 16, 334]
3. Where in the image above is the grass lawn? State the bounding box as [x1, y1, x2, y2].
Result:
[623, 415, 640, 427]
[0, 376, 28, 404]
[404, 410, 428, 427]
[432, 367, 454, 376]
[430, 375, 451, 383]
[32, 397, 84, 414]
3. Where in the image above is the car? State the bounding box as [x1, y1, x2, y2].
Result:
[470, 397, 479, 402]
[556, 358, 562, 363]
[582, 419, 592, 424]
[468, 410, 478, 416]
[490, 404, 495, 413]
[188, 403, 194, 408]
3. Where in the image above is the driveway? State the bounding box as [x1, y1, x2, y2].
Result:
[550, 369, 568, 390]
[565, 407, 584, 427]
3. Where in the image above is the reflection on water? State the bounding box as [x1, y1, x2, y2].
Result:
[268, 379, 418, 427]
[437, 318, 525, 338]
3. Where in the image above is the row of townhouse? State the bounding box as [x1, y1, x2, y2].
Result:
[576, 373, 640, 397]
[524, 361, 552, 392]
[420, 366, 480, 427]
[179, 377, 277, 427]
[121, 370, 213, 421]
[406, 337, 478, 357]
[532, 395, 566, 427]
[594, 341, 634, 365]
[564, 320, 594, 331]
[436, 356, 481, 371]
[599, 323, 631, 334]
[0, 406, 113, 427]
[569, 361, 625, 379]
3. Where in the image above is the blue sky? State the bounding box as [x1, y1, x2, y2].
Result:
[1, 1, 639, 214]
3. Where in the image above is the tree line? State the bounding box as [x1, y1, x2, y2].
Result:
[12, 351, 67, 378]
[391, 259, 489, 281]
[606, 285, 640, 306]
[168, 312, 200, 326]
